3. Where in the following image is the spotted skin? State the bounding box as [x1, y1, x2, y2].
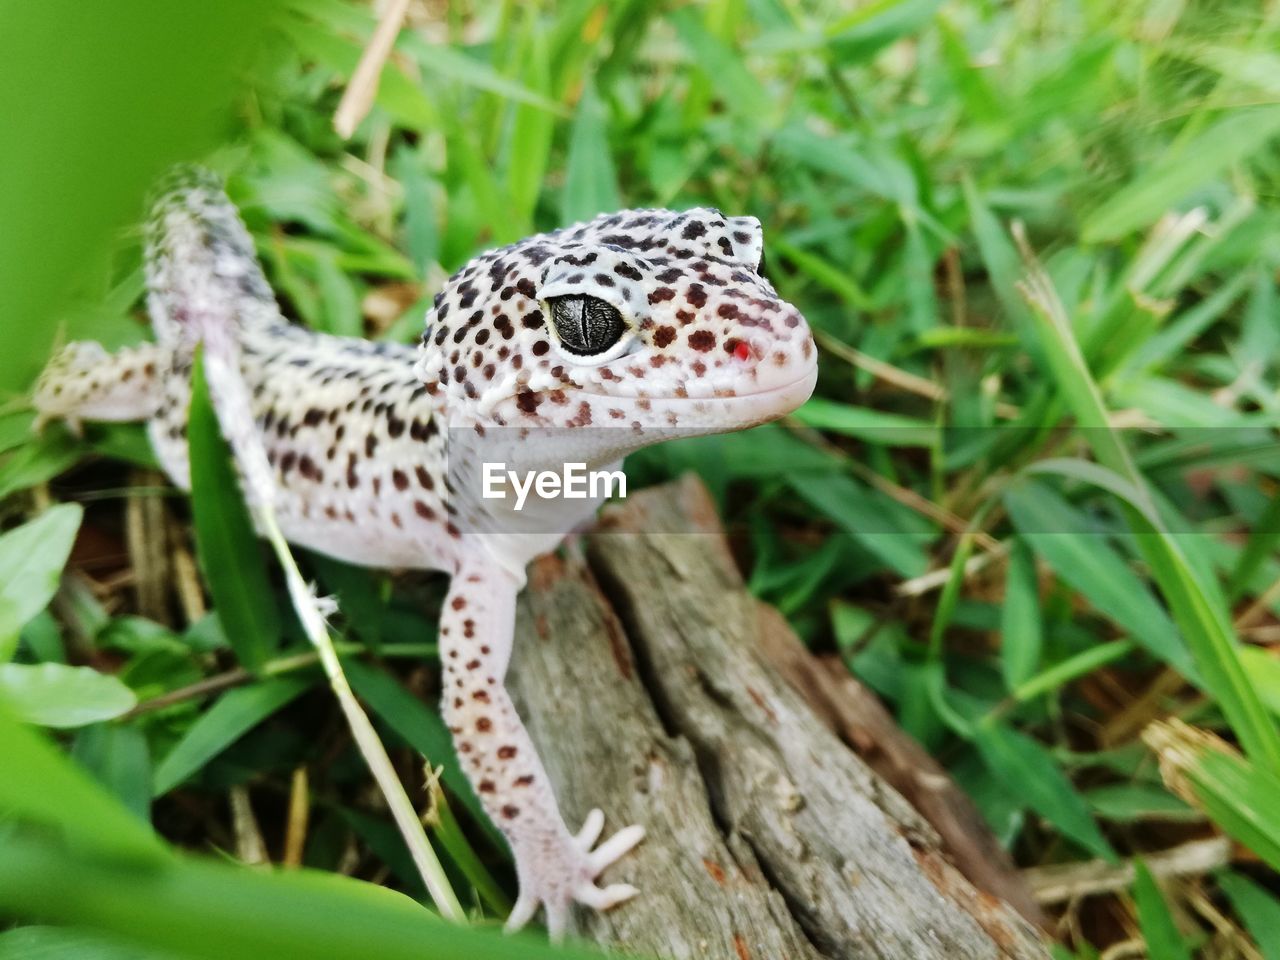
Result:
[34, 168, 818, 939]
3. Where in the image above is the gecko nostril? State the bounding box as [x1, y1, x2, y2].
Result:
[733, 341, 751, 362]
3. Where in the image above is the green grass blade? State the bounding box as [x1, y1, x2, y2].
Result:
[343, 659, 495, 845]
[1018, 238, 1280, 772]
[152, 676, 313, 796]
[972, 721, 1114, 860]
[1082, 106, 1280, 242]
[1147, 720, 1280, 874]
[1000, 538, 1043, 690]
[188, 351, 281, 672]
[560, 78, 620, 225]
[1133, 861, 1193, 960]
[1217, 871, 1280, 960]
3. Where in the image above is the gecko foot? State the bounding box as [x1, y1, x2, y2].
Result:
[504, 808, 645, 942]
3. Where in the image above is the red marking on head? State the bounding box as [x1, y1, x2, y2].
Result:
[733, 340, 751, 362]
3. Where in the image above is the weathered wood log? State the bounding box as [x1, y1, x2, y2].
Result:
[508, 474, 1049, 959]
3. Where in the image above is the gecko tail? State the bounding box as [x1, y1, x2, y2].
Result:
[144, 165, 281, 343]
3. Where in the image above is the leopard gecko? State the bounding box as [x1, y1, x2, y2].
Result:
[34, 167, 818, 938]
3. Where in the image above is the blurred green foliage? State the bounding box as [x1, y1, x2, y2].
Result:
[2, 0, 1280, 957]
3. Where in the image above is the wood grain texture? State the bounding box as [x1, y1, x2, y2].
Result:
[507, 474, 1048, 959]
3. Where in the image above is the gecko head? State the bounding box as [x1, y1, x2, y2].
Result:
[415, 208, 816, 446]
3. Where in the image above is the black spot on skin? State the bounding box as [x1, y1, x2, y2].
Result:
[516, 390, 541, 414]
[414, 500, 435, 520]
[653, 326, 676, 348]
[531, 340, 549, 356]
[681, 219, 707, 239]
[686, 284, 708, 308]
[689, 330, 716, 352]
[415, 466, 434, 489]
[501, 805, 520, 819]
[516, 278, 538, 299]
[593, 272, 615, 287]
[718, 237, 733, 255]
[648, 287, 675, 304]
[614, 262, 643, 281]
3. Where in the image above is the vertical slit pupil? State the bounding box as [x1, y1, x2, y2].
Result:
[549, 295, 623, 356]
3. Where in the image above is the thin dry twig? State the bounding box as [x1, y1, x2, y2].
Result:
[333, 0, 412, 139]
[1022, 837, 1233, 905]
[229, 784, 269, 866]
[190, 299, 463, 920]
[283, 766, 311, 868]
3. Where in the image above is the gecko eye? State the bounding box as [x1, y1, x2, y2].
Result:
[547, 295, 624, 357]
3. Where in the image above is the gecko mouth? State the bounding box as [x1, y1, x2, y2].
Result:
[571, 363, 818, 429]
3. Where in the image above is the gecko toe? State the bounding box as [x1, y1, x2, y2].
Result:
[574, 808, 606, 851]
[576, 882, 640, 912]
[587, 823, 645, 875]
[504, 893, 539, 934]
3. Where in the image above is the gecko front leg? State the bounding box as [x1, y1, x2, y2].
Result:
[441, 549, 644, 940]
[33, 340, 164, 433]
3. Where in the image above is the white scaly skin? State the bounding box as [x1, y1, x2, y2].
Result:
[33, 167, 818, 939]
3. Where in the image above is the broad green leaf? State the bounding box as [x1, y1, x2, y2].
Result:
[0, 502, 82, 659]
[152, 676, 312, 795]
[0, 926, 177, 960]
[0, 663, 135, 728]
[560, 79, 620, 225]
[1082, 106, 1280, 242]
[972, 721, 1114, 860]
[1000, 539, 1042, 689]
[1133, 861, 1193, 960]
[72, 723, 152, 824]
[187, 350, 280, 671]
[0, 706, 167, 863]
[0, 832, 603, 960]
